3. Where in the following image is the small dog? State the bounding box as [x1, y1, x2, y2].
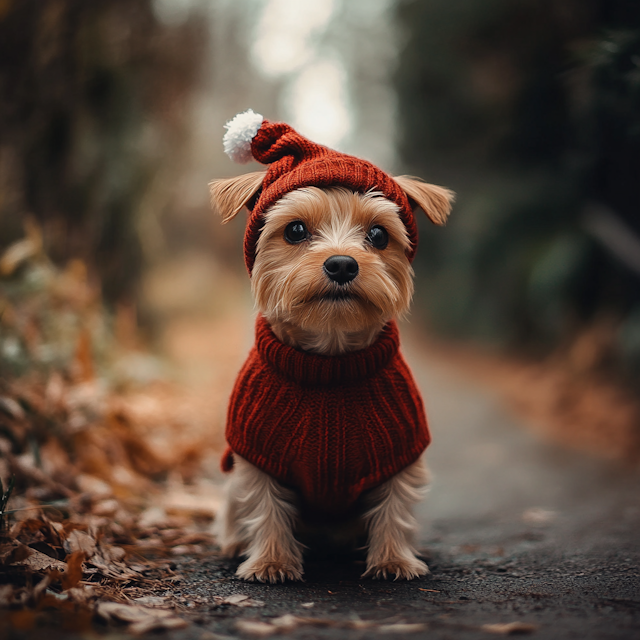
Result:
[209, 110, 453, 583]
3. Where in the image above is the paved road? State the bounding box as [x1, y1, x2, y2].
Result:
[172, 330, 640, 640]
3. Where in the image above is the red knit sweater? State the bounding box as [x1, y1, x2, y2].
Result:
[222, 316, 430, 518]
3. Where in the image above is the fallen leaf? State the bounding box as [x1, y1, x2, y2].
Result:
[92, 499, 119, 516]
[481, 622, 539, 635]
[235, 620, 278, 637]
[76, 474, 112, 497]
[14, 548, 66, 572]
[215, 593, 265, 607]
[377, 623, 428, 634]
[161, 486, 221, 520]
[61, 551, 85, 590]
[8, 609, 37, 631]
[138, 506, 168, 529]
[0, 396, 26, 419]
[223, 594, 250, 605]
[171, 544, 203, 556]
[129, 616, 188, 635]
[64, 530, 96, 558]
[65, 585, 96, 604]
[0, 539, 32, 565]
[235, 614, 377, 636]
[96, 601, 187, 635]
[133, 595, 169, 607]
[0, 584, 15, 606]
[0, 224, 42, 275]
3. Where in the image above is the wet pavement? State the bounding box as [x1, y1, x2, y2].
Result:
[169, 331, 640, 639]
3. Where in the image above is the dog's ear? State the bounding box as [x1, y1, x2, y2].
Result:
[394, 175, 455, 226]
[209, 170, 266, 224]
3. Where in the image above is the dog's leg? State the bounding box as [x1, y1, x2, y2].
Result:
[213, 462, 249, 558]
[215, 455, 303, 583]
[362, 457, 429, 580]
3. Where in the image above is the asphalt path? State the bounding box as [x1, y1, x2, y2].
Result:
[165, 329, 640, 640]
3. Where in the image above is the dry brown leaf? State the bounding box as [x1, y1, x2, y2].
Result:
[0, 223, 42, 275]
[161, 486, 221, 520]
[235, 620, 278, 637]
[92, 499, 119, 516]
[171, 544, 203, 555]
[235, 614, 377, 636]
[0, 396, 26, 419]
[8, 609, 38, 631]
[73, 330, 95, 383]
[64, 530, 96, 558]
[0, 584, 15, 606]
[133, 595, 168, 607]
[129, 616, 188, 635]
[61, 551, 85, 590]
[30, 572, 55, 605]
[378, 623, 428, 634]
[215, 593, 265, 607]
[102, 545, 126, 562]
[75, 474, 112, 497]
[87, 554, 142, 581]
[481, 622, 539, 635]
[96, 601, 166, 622]
[65, 585, 96, 604]
[14, 548, 66, 572]
[0, 539, 32, 565]
[96, 601, 187, 635]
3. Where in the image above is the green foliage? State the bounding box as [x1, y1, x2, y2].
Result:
[396, 0, 640, 375]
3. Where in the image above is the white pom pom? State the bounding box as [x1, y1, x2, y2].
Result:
[223, 109, 264, 164]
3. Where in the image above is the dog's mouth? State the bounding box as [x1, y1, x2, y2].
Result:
[315, 289, 360, 303]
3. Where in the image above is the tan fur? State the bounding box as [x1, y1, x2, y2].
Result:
[392, 175, 454, 226]
[362, 457, 430, 579]
[253, 187, 413, 355]
[214, 455, 304, 582]
[211, 177, 449, 582]
[210, 172, 453, 227]
[209, 170, 266, 223]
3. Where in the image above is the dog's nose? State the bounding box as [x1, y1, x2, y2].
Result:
[323, 255, 359, 285]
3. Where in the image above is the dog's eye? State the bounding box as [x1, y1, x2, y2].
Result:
[367, 225, 389, 250]
[284, 221, 309, 244]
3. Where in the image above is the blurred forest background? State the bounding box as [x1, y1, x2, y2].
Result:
[0, 0, 639, 627]
[0, 0, 639, 463]
[1, 0, 639, 368]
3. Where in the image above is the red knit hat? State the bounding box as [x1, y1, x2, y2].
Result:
[223, 109, 418, 273]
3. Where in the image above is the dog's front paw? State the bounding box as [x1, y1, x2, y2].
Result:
[236, 558, 304, 583]
[362, 557, 429, 581]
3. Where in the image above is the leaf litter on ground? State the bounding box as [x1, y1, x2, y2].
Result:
[0, 224, 223, 634]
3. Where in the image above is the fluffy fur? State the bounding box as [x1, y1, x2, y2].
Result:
[253, 187, 414, 355]
[210, 173, 453, 582]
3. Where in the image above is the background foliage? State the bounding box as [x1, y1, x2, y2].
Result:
[0, 0, 206, 303]
[395, 0, 640, 379]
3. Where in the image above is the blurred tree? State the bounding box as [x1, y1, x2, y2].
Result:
[0, 0, 207, 303]
[395, 0, 640, 376]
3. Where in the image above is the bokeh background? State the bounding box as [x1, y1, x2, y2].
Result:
[1, 0, 639, 480]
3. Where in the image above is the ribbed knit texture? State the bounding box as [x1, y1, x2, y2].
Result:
[242, 119, 418, 273]
[222, 316, 430, 518]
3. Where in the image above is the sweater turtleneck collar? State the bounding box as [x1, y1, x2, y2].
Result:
[254, 315, 400, 386]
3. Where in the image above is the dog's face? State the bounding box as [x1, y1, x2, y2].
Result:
[210, 171, 453, 352]
[252, 186, 414, 336]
